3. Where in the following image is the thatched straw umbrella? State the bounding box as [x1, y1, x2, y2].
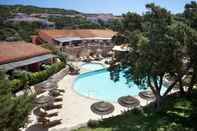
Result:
[118, 96, 140, 110]
[138, 91, 155, 104]
[39, 81, 56, 90]
[91, 101, 114, 119]
[34, 96, 54, 105]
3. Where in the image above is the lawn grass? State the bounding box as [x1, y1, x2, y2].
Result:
[74, 90, 197, 131]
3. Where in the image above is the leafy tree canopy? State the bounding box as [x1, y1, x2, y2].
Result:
[0, 71, 34, 131]
[110, 2, 197, 109]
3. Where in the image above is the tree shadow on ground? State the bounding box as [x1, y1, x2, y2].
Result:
[25, 124, 48, 131]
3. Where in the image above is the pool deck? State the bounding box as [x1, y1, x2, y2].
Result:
[49, 62, 149, 131]
[24, 61, 150, 131]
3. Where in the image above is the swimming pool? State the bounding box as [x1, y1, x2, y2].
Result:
[74, 69, 166, 102]
[81, 63, 105, 71]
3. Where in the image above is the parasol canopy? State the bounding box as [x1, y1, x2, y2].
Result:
[138, 91, 155, 101]
[118, 96, 140, 108]
[91, 101, 114, 116]
[34, 96, 54, 105]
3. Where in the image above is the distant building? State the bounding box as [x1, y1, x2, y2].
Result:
[7, 13, 55, 29]
[30, 13, 64, 18]
[36, 29, 117, 59]
[15, 13, 29, 18]
[0, 41, 56, 72]
[85, 13, 114, 23]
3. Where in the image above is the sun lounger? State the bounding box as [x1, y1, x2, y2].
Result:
[83, 56, 91, 63]
[30, 86, 45, 97]
[99, 54, 104, 59]
[49, 90, 62, 97]
[89, 56, 95, 61]
[57, 88, 65, 93]
[34, 107, 58, 117]
[43, 103, 62, 110]
[80, 56, 85, 61]
[53, 102, 62, 106]
[37, 116, 62, 128]
[45, 108, 59, 115]
[94, 55, 100, 61]
[54, 97, 63, 102]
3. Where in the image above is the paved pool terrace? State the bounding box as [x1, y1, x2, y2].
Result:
[24, 61, 150, 131]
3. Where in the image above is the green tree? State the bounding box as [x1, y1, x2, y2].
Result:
[182, 1, 197, 95]
[184, 1, 197, 29]
[183, 25, 197, 95]
[0, 71, 34, 131]
[110, 4, 184, 110]
[109, 19, 123, 32]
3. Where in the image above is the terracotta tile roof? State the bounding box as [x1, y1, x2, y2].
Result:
[0, 41, 51, 64]
[39, 29, 117, 39]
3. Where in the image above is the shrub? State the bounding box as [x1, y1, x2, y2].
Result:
[87, 120, 100, 128]
[29, 62, 65, 85]
[10, 79, 24, 92]
[11, 62, 65, 92]
[0, 71, 34, 131]
[132, 107, 143, 115]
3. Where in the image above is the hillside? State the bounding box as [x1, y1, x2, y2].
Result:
[0, 4, 81, 16]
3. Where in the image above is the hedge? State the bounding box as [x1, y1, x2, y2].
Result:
[11, 62, 65, 92]
[10, 79, 24, 92]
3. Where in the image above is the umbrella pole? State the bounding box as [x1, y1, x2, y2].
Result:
[101, 115, 103, 120]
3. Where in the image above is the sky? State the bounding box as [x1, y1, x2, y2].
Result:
[0, 0, 195, 15]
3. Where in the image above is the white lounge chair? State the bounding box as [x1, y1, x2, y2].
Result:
[98, 54, 104, 59]
[89, 56, 95, 60]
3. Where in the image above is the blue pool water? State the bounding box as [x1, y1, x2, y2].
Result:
[74, 69, 166, 102]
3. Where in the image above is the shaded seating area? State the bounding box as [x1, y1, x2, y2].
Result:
[33, 94, 63, 128]
[29, 69, 67, 129]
